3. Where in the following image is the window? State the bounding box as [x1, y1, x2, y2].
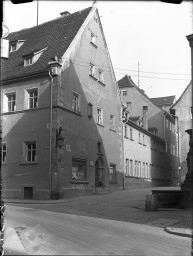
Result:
[125, 159, 129, 176]
[165, 142, 168, 153]
[24, 141, 36, 163]
[27, 89, 38, 109]
[72, 158, 86, 180]
[122, 90, 127, 96]
[170, 143, 173, 155]
[146, 163, 149, 179]
[134, 161, 138, 177]
[10, 43, 17, 52]
[90, 32, 97, 46]
[6, 93, 16, 112]
[130, 160, 133, 176]
[90, 63, 96, 77]
[124, 124, 128, 138]
[98, 69, 104, 84]
[138, 132, 141, 144]
[170, 122, 172, 130]
[97, 107, 103, 125]
[109, 164, 116, 182]
[1, 143, 7, 163]
[110, 114, 115, 130]
[97, 141, 103, 154]
[143, 134, 145, 145]
[138, 161, 141, 177]
[166, 119, 169, 128]
[72, 92, 80, 113]
[87, 102, 93, 118]
[142, 162, 145, 178]
[24, 56, 33, 66]
[130, 127, 133, 140]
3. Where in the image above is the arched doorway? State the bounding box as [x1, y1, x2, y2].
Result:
[95, 157, 105, 187]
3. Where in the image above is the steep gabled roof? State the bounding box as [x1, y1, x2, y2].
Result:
[150, 95, 176, 108]
[118, 74, 152, 101]
[171, 81, 192, 109]
[2, 7, 92, 81]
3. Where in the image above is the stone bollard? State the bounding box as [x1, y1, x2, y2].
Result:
[145, 195, 158, 211]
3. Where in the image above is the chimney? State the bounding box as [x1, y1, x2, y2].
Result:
[143, 106, 148, 130]
[60, 11, 70, 17]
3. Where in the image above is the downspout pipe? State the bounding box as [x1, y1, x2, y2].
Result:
[48, 70, 53, 199]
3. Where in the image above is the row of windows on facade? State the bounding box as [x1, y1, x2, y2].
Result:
[9, 31, 98, 67]
[4, 90, 116, 130]
[1, 141, 117, 182]
[124, 124, 166, 153]
[125, 159, 171, 180]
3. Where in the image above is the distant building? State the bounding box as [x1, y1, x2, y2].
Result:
[118, 75, 179, 185]
[150, 95, 176, 112]
[1, 6, 123, 199]
[170, 81, 192, 182]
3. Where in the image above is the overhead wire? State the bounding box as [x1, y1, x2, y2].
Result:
[63, 57, 190, 81]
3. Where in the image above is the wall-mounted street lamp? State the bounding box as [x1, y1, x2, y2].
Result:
[56, 127, 65, 148]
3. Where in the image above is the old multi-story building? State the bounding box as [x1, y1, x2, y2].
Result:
[150, 95, 176, 112]
[1, 6, 123, 199]
[170, 81, 192, 182]
[118, 75, 179, 185]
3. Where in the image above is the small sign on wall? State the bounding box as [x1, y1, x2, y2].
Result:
[1, 39, 9, 59]
[89, 160, 94, 166]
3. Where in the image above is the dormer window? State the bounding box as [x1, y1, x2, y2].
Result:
[24, 56, 33, 66]
[23, 47, 47, 67]
[10, 40, 25, 52]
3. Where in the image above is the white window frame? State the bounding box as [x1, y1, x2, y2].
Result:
[24, 141, 37, 163]
[27, 88, 38, 109]
[72, 92, 81, 113]
[122, 90, 127, 96]
[10, 43, 17, 52]
[97, 107, 103, 125]
[90, 63, 96, 77]
[6, 92, 16, 112]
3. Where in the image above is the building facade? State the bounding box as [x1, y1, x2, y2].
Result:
[170, 81, 192, 182]
[118, 75, 179, 185]
[1, 6, 123, 199]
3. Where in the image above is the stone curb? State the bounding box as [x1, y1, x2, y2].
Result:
[164, 226, 193, 238]
[4, 227, 27, 255]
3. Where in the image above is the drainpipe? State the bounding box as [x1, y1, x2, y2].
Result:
[48, 70, 53, 199]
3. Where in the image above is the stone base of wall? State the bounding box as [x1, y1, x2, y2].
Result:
[61, 188, 94, 199]
[2, 189, 49, 200]
[123, 177, 170, 189]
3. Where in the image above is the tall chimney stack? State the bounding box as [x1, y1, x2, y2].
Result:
[143, 106, 148, 130]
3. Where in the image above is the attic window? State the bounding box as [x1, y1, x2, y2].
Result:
[90, 32, 97, 47]
[10, 40, 25, 52]
[23, 48, 47, 67]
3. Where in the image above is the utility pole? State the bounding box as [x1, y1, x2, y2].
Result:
[138, 62, 140, 87]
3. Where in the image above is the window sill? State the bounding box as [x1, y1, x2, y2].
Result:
[89, 74, 98, 81]
[130, 139, 134, 141]
[72, 111, 82, 117]
[97, 123, 104, 128]
[70, 180, 89, 184]
[143, 144, 146, 147]
[110, 128, 116, 133]
[90, 42, 98, 48]
[98, 81, 106, 86]
[139, 142, 142, 145]
[20, 162, 38, 166]
[124, 136, 129, 139]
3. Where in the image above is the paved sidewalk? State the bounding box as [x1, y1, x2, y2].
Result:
[4, 227, 27, 255]
[3, 186, 193, 254]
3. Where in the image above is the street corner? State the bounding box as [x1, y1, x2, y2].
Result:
[4, 226, 27, 255]
[164, 226, 193, 238]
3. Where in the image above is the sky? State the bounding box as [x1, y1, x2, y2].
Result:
[2, 0, 193, 100]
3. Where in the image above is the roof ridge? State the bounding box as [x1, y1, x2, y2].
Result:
[8, 6, 92, 36]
